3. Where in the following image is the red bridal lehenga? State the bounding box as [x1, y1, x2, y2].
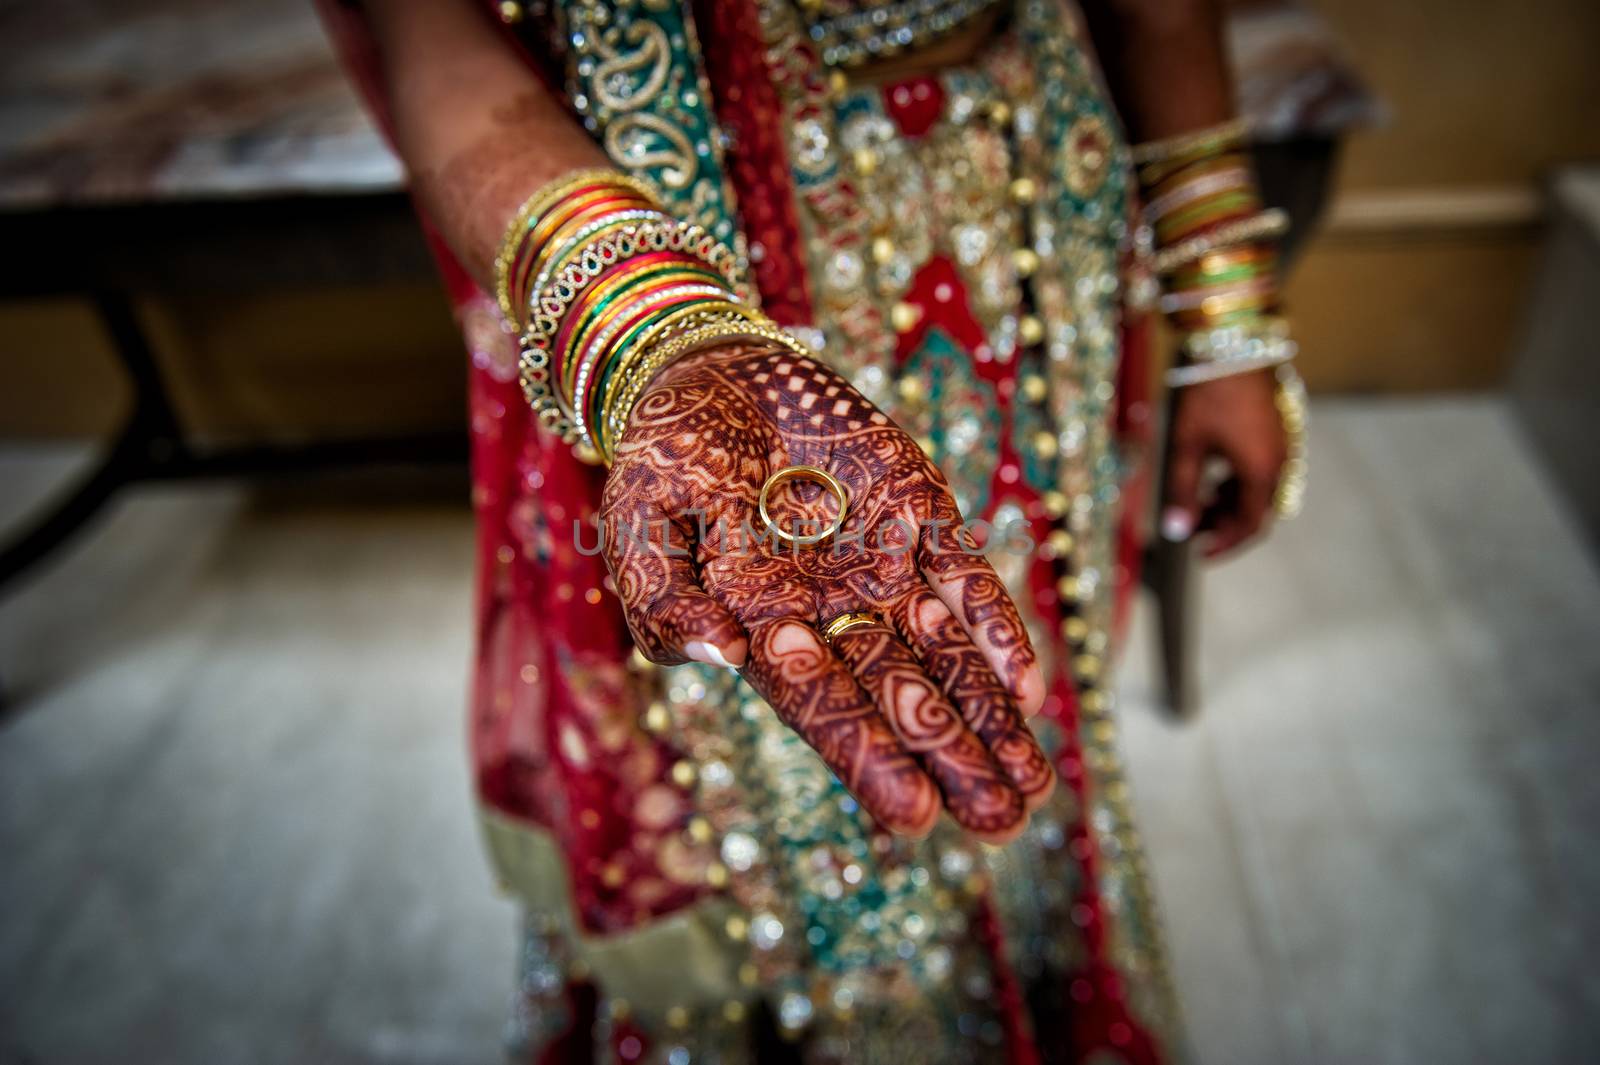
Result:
[322, 0, 1179, 1061]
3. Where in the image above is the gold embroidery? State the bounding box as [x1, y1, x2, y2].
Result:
[604, 112, 699, 189]
[1064, 113, 1114, 198]
[591, 20, 672, 113]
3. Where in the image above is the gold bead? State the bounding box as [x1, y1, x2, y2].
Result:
[1062, 616, 1090, 642]
[670, 760, 697, 788]
[601, 863, 625, 887]
[666, 1006, 690, 1029]
[1021, 374, 1048, 403]
[1057, 575, 1080, 600]
[1043, 490, 1069, 517]
[722, 1000, 747, 1023]
[705, 862, 729, 888]
[1081, 689, 1107, 713]
[641, 701, 671, 733]
[1009, 177, 1037, 205]
[987, 100, 1012, 128]
[1074, 654, 1101, 680]
[1012, 248, 1040, 277]
[853, 147, 879, 176]
[687, 816, 713, 843]
[915, 436, 937, 457]
[896, 375, 924, 402]
[738, 962, 760, 987]
[870, 235, 896, 264]
[890, 301, 921, 333]
[498, 1, 523, 23]
[1033, 430, 1057, 458]
[1018, 314, 1045, 346]
[1047, 530, 1074, 556]
[724, 914, 748, 940]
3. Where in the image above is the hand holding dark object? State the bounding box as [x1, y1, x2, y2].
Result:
[599, 343, 1055, 844]
[1161, 368, 1289, 559]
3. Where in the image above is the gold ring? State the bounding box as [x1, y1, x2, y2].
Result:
[820, 611, 877, 643]
[758, 464, 849, 546]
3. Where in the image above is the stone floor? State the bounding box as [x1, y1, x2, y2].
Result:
[2, 396, 1597, 1064]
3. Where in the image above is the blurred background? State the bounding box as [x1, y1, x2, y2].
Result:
[1, 1, 1597, 1063]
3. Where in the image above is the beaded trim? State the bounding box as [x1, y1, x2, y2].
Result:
[801, 0, 1006, 69]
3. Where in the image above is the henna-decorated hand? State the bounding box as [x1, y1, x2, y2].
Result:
[600, 343, 1054, 844]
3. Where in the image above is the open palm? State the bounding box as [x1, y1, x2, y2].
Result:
[600, 343, 1053, 843]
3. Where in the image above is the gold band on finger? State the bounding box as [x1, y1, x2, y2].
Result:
[758, 464, 849, 546]
[820, 611, 878, 643]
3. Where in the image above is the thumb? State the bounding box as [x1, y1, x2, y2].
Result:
[1161, 443, 1203, 544]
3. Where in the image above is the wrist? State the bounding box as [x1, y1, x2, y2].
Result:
[494, 169, 755, 460]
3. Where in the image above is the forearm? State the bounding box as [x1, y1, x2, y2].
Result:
[1084, 1, 1306, 548]
[1083, 0, 1233, 140]
[362, 0, 609, 288]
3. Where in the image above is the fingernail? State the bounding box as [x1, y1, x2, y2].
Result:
[1160, 507, 1194, 543]
[685, 640, 735, 669]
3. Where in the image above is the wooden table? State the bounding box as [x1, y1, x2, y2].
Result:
[0, 0, 461, 589]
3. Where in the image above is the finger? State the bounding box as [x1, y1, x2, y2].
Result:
[1161, 440, 1204, 544]
[891, 587, 1056, 812]
[600, 502, 746, 668]
[741, 618, 941, 838]
[830, 621, 1027, 843]
[1204, 458, 1276, 559]
[917, 511, 1045, 716]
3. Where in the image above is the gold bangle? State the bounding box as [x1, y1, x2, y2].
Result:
[560, 265, 728, 402]
[1152, 210, 1291, 275]
[1131, 117, 1252, 168]
[1272, 364, 1309, 520]
[594, 307, 771, 458]
[595, 300, 756, 405]
[529, 219, 744, 343]
[523, 209, 665, 334]
[493, 169, 662, 328]
[575, 298, 749, 445]
[597, 313, 809, 463]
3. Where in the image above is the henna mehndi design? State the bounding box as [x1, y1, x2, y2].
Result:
[600, 343, 1053, 840]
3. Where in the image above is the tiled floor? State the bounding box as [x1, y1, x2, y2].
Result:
[2, 397, 1597, 1064]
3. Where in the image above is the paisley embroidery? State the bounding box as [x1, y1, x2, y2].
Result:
[558, 0, 745, 242]
[590, 19, 671, 111]
[604, 111, 699, 188]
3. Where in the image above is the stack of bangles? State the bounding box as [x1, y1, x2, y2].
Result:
[1133, 117, 1307, 518]
[494, 168, 811, 464]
